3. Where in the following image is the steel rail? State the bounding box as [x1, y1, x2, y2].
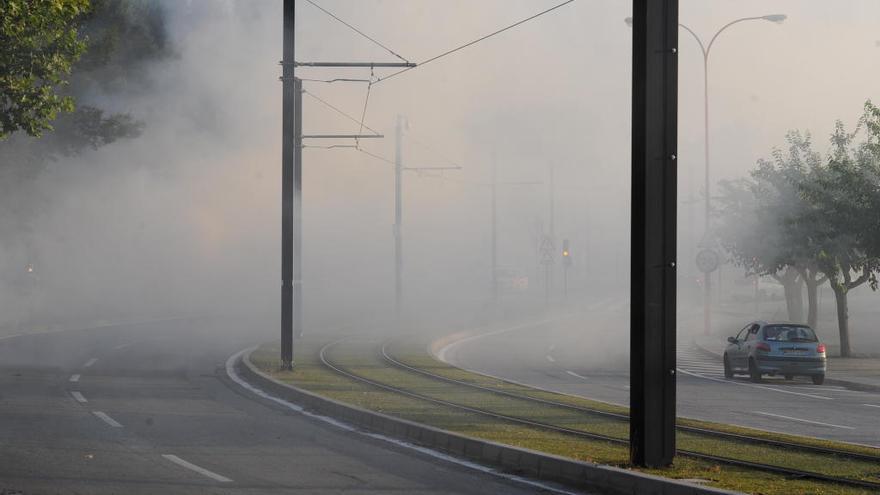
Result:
[317, 338, 880, 492]
[379, 338, 880, 464]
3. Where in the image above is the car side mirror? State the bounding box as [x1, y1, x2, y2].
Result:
[727, 336, 737, 344]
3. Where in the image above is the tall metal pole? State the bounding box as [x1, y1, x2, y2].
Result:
[702, 51, 712, 336]
[630, 0, 678, 467]
[280, 0, 295, 370]
[394, 115, 403, 318]
[294, 77, 303, 340]
[491, 158, 498, 304]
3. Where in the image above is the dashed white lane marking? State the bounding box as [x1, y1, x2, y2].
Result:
[162, 454, 233, 483]
[71, 391, 87, 403]
[565, 370, 589, 380]
[92, 411, 122, 428]
[753, 411, 855, 430]
[69, 374, 80, 383]
[545, 355, 556, 363]
[864, 404, 880, 409]
[226, 349, 581, 495]
[113, 343, 132, 350]
[83, 358, 98, 368]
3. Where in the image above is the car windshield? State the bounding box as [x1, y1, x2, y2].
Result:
[763, 325, 818, 343]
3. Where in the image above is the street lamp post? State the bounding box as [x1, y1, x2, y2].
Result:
[625, 14, 785, 335]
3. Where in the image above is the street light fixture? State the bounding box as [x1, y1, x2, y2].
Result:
[625, 13, 786, 335]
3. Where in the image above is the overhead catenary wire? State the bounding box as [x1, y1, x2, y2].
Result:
[302, 89, 382, 136]
[373, 0, 576, 85]
[304, 0, 410, 63]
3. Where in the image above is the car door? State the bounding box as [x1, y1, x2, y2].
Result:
[741, 324, 761, 366]
[728, 324, 751, 370]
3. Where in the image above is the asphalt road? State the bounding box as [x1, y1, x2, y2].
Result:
[0, 319, 579, 495]
[440, 303, 880, 449]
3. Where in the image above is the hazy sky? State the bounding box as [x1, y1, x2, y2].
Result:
[12, 0, 880, 328]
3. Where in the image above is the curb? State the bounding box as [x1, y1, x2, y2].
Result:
[236, 349, 741, 495]
[690, 338, 880, 393]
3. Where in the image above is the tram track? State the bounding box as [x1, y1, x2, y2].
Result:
[317, 337, 880, 493]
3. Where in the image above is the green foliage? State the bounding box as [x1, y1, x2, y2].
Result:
[0, 0, 90, 138]
[720, 102, 880, 355]
[716, 131, 821, 278]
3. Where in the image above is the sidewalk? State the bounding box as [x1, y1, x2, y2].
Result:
[693, 334, 880, 392]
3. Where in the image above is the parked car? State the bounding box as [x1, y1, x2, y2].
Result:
[723, 321, 827, 384]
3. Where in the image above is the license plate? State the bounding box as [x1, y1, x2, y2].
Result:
[782, 349, 807, 355]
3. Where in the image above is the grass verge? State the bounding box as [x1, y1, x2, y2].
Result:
[249, 336, 879, 495]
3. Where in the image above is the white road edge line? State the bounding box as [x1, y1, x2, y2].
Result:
[162, 454, 233, 483]
[69, 374, 80, 383]
[753, 411, 855, 430]
[71, 391, 87, 403]
[863, 404, 880, 409]
[92, 411, 123, 428]
[677, 368, 832, 400]
[83, 358, 98, 368]
[225, 349, 581, 495]
[565, 370, 589, 380]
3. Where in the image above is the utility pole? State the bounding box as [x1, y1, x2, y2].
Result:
[491, 158, 498, 304]
[280, 0, 295, 370]
[394, 115, 403, 318]
[546, 163, 555, 303]
[630, 0, 678, 467]
[279, 3, 412, 367]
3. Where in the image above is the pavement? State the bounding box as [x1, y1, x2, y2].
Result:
[693, 333, 880, 392]
[0, 319, 582, 495]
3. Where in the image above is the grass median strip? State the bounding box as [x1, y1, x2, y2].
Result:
[251, 337, 879, 495]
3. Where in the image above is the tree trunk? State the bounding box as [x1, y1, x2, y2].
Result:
[831, 284, 851, 357]
[789, 277, 804, 322]
[805, 280, 819, 329]
[797, 266, 826, 330]
[776, 268, 804, 322]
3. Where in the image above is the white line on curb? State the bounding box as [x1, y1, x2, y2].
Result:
[69, 374, 80, 383]
[565, 370, 589, 380]
[92, 411, 122, 428]
[225, 349, 581, 495]
[753, 411, 855, 430]
[71, 391, 87, 403]
[162, 454, 232, 483]
[83, 358, 98, 368]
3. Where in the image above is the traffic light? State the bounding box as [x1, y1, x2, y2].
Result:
[562, 239, 572, 267]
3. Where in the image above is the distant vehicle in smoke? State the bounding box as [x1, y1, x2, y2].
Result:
[495, 267, 528, 292]
[723, 322, 827, 384]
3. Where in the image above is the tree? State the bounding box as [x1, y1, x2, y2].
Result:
[716, 132, 827, 325]
[1, 0, 90, 138]
[798, 111, 880, 357]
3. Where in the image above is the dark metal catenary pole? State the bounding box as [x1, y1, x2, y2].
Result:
[394, 115, 403, 317]
[630, 0, 678, 467]
[294, 77, 303, 341]
[280, 0, 295, 370]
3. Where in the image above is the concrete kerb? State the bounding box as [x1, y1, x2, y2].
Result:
[236, 349, 742, 495]
[691, 337, 880, 393]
